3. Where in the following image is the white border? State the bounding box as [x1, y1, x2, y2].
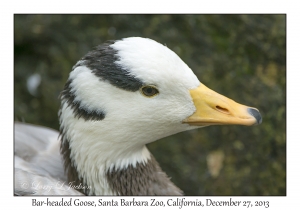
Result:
[3, 1, 298, 209]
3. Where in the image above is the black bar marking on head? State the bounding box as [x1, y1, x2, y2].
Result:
[74, 40, 144, 92]
[60, 79, 106, 121]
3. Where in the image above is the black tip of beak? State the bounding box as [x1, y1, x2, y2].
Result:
[247, 108, 262, 125]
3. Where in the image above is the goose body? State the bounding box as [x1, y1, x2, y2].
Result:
[14, 37, 262, 195]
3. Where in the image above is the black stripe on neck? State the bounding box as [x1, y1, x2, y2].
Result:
[59, 131, 91, 195]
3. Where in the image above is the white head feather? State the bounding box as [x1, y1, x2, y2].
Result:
[59, 37, 201, 195]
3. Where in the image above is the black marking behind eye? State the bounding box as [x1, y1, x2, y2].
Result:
[73, 40, 144, 92]
[60, 79, 105, 121]
[60, 40, 148, 121]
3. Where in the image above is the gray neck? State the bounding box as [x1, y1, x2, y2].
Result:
[60, 136, 182, 195]
[106, 154, 183, 195]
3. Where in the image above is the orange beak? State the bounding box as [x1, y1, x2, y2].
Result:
[183, 84, 262, 126]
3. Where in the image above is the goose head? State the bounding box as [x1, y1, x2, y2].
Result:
[59, 37, 261, 195]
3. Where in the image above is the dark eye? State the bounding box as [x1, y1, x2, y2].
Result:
[140, 85, 159, 97]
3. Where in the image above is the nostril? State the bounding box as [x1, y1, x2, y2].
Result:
[216, 106, 230, 114]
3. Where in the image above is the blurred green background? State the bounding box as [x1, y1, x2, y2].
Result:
[14, 14, 286, 195]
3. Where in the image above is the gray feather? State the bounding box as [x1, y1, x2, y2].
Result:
[14, 122, 78, 195]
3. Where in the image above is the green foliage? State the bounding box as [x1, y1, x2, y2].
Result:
[14, 14, 286, 195]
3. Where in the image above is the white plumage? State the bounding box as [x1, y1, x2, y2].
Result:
[14, 37, 261, 195]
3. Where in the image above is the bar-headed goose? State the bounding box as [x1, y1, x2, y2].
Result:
[14, 37, 262, 195]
